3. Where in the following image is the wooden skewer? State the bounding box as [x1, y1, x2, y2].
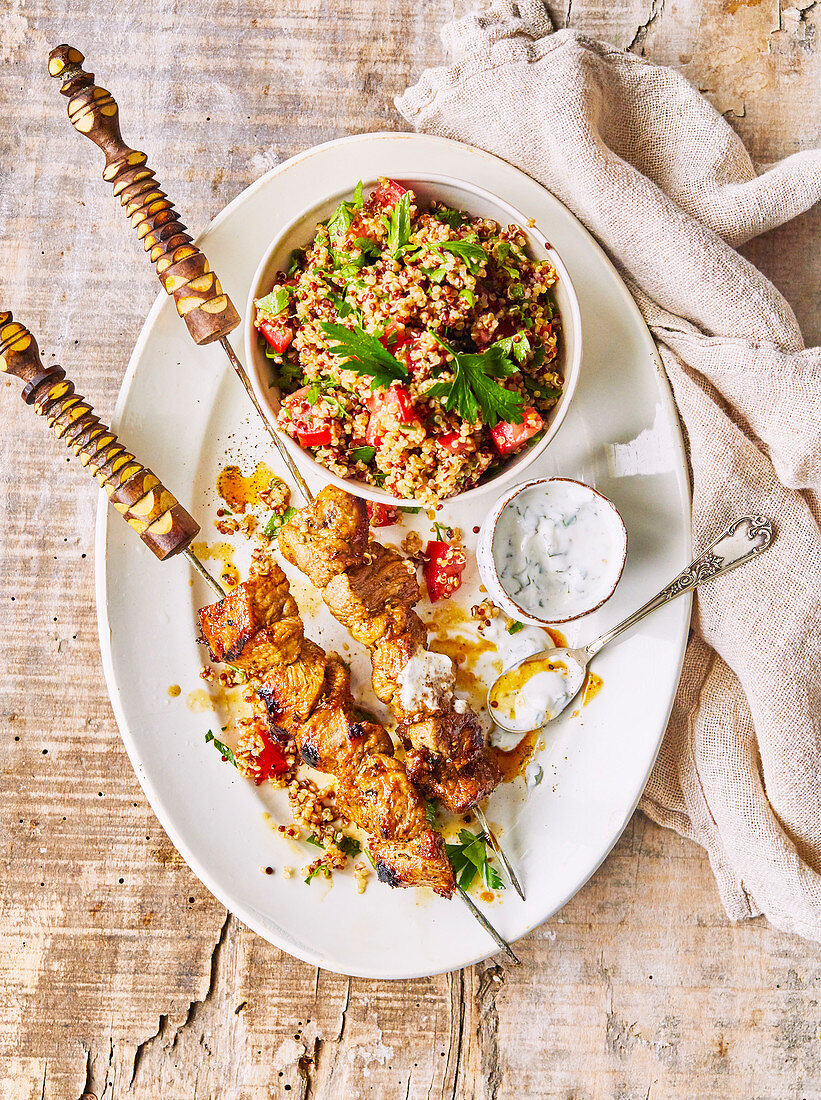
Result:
[47, 44, 313, 504]
[1, 309, 519, 963]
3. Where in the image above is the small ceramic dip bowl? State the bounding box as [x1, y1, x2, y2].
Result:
[476, 477, 628, 626]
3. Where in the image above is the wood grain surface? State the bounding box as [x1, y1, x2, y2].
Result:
[1, 2, 819, 1097]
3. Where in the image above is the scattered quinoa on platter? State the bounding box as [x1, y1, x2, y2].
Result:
[254, 178, 563, 504]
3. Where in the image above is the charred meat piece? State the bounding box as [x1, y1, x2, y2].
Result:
[198, 565, 302, 672]
[279, 485, 369, 589]
[258, 639, 327, 725]
[400, 710, 501, 813]
[323, 543, 421, 647]
[369, 834, 455, 896]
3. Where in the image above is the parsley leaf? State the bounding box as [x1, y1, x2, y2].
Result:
[304, 834, 325, 849]
[256, 287, 290, 317]
[320, 322, 408, 390]
[426, 334, 524, 428]
[387, 193, 412, 258]
[433, 207, 465, 231]
[351, 445, 376, 464]
[304, 865, 332, 885]
[334, 834, 362, 858]
[445, 829, 505, 891]
[264, 505, 297, 541]
[437, 239, 487, 274]
[205, 730, 239, 769]
[458, 288, 476, 306]
[425, 801, 438, 827]
[507, 621, 525, 635]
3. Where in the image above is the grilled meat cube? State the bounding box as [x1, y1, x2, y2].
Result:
[258, 640, 327, 725]
[369, 833, 454, 897]
[405, 745, 501, 815]
[370, 613, 427, 707]
[279, 485, 368, 588]
[323, 544, 420, 647]
[198, 567, 302, 672]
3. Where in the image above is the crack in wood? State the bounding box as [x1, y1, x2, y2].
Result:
[128, 910, 232, 1086]
[628, 0, 667, 54]
[444, 970, 467, 1100]
[475, 963, 505, 1100]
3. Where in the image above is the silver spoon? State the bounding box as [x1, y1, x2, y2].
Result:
[488, 516, 774, 733]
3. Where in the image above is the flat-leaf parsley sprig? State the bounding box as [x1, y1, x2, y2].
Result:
[445, 829, 505, 891]
[320, 322, 408, 391]
[425, 333, 524, 428]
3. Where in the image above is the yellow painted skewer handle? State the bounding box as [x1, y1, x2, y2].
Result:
[0, 311, 199, 560]
[48, 45, 241, 347]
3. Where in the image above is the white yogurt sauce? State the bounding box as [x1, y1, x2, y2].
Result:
[488, 650, 586, 734]
[398, 648, 455, 713]
[492, 480, 625, 621]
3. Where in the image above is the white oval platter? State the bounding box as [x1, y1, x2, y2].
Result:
[97, 133, 691, 978]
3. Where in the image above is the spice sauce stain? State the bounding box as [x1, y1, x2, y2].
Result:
[492, 729, 539, 784]
[217, 462, 276, 513]
[191, 541, 239, 587]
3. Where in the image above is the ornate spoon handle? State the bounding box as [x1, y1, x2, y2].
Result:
[585, 517, 774, 658]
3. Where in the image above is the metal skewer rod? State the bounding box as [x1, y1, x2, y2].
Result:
[183, 549, 227, 600]
[219, 336, 313, 501]
[2, 309, 520, 965]
[475, 806, 526, 901]
[458, 886, 520, 965]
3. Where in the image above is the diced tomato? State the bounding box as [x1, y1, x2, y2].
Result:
[437, 431, 472, 455]
[366, 502, 399, 527]
[379, 322, 412, 350]
[296, 426, 333, 447]
[254, 732, 289, 784]
[259, 319, 294, 353]
[424, 539, 467, 602]
[283, 386, 334, 449]
[490, 407, 544, 456]
[364, 384, 419, 446]
[367, 179, 408, 211]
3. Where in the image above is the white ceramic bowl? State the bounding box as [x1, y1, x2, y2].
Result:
[476, 477, 628, 625]
[244, 174, 583, 506]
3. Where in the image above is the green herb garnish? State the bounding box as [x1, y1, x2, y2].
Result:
[458, 288, 476, 306]
[425, 801, 438, 827]
[256, 287, 290, 317]
[351, 445, 376, 464]
[386, 193, 412, 258]
[507, 621, 525, 635]
[400, 505, 421, 514]
[426, 333, 524, 428]
[334, 834, 362, 858]
[305, 834, 325, 849]
[320, 322, 408, 390]
[327, 181, 365, 243]
[264, 505, 297, 541]
[433, 207, 465, 231]
[304, 865, 332, 885]
[445, 829, 504, 891]
[437, 239, 487, 274]
[205, 730, 239, 769]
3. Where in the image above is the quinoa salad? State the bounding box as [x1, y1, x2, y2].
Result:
[254, 178, 563, 505]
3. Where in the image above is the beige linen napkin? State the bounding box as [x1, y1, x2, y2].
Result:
[397, 1, 821, 941]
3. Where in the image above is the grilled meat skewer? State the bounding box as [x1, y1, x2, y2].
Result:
[278, 486, 501, 814]
[198, 560, 455, 897]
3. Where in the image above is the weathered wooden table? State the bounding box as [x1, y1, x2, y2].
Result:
[1, 2, 819, 1097]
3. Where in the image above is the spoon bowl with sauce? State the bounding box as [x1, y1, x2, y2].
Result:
[488, 515, 774, 732]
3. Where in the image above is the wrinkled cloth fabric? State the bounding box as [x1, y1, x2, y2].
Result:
[397, 1, 821, 941]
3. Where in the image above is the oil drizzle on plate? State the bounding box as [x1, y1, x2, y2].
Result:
[190, 541, 239, 587]
[491, 729, 539, 783]
[582, 671, 603, 706]
[217, 462, 275, 513]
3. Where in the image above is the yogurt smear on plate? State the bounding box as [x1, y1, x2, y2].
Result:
[492, 480, 625, 621]
[488, 651, 586, 733]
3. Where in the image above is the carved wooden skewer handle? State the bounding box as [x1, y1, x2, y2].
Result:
[48, 45, 241, 347]
[0, 311, 200, 560]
